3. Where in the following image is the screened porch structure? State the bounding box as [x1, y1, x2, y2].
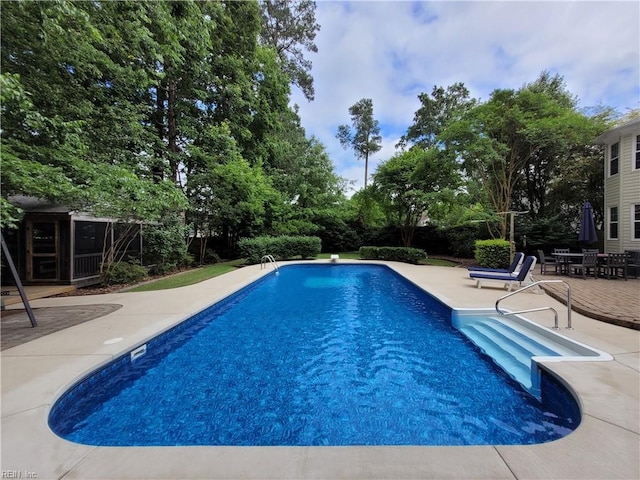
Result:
[2, 197, 142, 288]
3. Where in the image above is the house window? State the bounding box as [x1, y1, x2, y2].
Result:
[609, 206, 619, 240]
[609, 142, 619, 176]
[635, 135, 640, 170]
[634, 204, 640, 240]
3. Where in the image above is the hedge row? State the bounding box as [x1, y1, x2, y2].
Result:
[474, 239, 511, 268]
[359, 246, 427, 264]
[239, 236, 322, 264]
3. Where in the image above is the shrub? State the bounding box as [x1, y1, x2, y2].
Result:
[238, 236, 322, 264]
[359, 246, 427, 264]
[142, 214, 190, 271]
[102, 261, 148, 286]
[317, 218, 362, 253]
[474, 239, 511, 268]
[442, 225, 479, 258]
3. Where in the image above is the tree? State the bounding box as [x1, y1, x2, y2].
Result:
[442, 72, 603, 239]
[259, 0, 320, 101]
[511, 73, 608, 220]
[145, 0, 219, 185]
[346, 185, 386, 229]
[0, 1, 187, 273]
[373, 148, 460, 247]
[398, 82, 476, 150]
[0, 1, 165, 178]
[185, 123, 276, 255]
[336, 98, 382, 188]
[0, 73, 88, 228]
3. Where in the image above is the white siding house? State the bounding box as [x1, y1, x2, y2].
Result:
[596, 118, 640, 253]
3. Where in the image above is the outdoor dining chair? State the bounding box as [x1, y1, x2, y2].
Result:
[553, 248, 570, 275]
[537, 249, 559, 274]
[568, 252, 598, 279]
[625, 250, 640, 279]
[599, 253, 628, 280]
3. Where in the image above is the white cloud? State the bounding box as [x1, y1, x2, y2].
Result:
[291, 0, 640, 191]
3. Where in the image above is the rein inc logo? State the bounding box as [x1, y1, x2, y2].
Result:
[1, 471, 37, 479]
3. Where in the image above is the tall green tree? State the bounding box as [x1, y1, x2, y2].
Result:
[373, 148, 460, 247]
[443, 72, 603, 238]
[1, 73, 87, 227]
[1, 1, 163, 176]
[259, 0, 320, 101]
[185, 123, 275, 253]
[336, 98, 382, 189]
[398, 82, 476, 150]
[1, 1, 184, 227]
[0, 0, 356, 262]
[242, 45, 292, 168]
[144, 0, 218, 185]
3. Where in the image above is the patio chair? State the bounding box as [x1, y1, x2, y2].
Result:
[537, 249, 559, 275]
[470, 255, 539, 292]
[553, 248, 570, 274]
[625, 250, 640, 279]
[467, 252, 524, 275]
[598, 253, 628, 280]
[568, 252, 598, 279]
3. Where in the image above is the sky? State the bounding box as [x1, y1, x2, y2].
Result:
[288, 0, 640, 194]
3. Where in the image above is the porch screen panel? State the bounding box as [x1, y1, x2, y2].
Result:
[74, 221, 106, 279]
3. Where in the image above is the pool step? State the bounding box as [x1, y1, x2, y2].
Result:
[455, 317, 572, 396]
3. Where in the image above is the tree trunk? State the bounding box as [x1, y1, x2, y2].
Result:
[167, 78, 179, 186]
[153, 81, 167, 182]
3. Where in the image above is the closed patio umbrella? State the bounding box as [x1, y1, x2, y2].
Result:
[578, 201, 598, 244]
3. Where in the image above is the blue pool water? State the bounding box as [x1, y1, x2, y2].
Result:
[49, 264, 580, 446]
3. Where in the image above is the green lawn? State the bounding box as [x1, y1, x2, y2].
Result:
[315, 252, 361, 260]
[128, 253, 459, 292]
[128, 259, 246, 292]
[423, 257, 458, 267]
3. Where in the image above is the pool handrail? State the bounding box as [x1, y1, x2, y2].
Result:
[495, 279, 573, 330]
[260, 254, 279, 272]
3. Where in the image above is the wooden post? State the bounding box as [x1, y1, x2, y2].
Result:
[1, 232, 37, 327]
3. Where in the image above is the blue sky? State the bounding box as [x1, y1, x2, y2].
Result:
[288, 0, 640, 193]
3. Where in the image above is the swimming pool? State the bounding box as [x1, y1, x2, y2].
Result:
[49, 264, 580, 446]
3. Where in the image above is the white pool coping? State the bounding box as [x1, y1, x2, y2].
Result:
[2, 261, 639, 479]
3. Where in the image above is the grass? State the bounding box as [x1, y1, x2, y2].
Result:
[128, 253, 461, 292]
[423, 257, 458, 267]
[128, 259, 246, 292]
[316, 252, 361, 260]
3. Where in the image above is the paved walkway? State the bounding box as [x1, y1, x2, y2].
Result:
[534, 272, 639, 329]
[1, 304, 122, 350]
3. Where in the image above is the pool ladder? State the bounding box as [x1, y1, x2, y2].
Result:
[495, 280, 573, 330]
[260, 254, 279, 272]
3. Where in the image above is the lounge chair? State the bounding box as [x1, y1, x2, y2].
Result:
[470, 255, 538, 291]
[467, 252, 524, 274]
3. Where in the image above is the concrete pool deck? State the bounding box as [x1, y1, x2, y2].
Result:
[1, 261, 639, 479]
